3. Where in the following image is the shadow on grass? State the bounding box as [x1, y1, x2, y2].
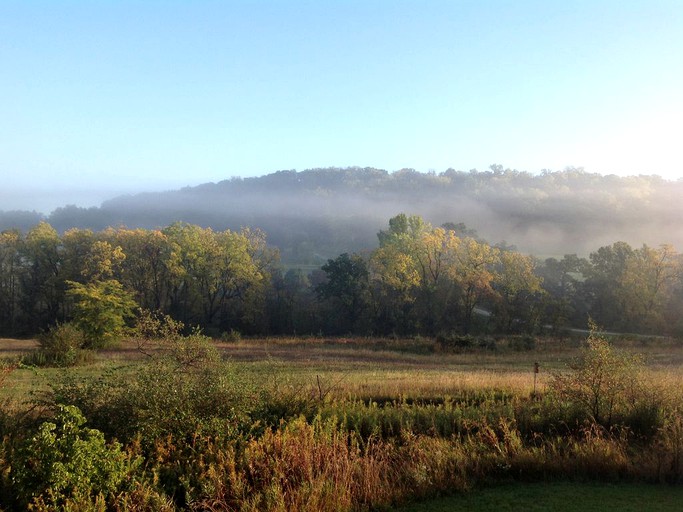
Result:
[396, 482, 683, 512]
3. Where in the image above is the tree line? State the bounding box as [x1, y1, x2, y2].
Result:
[1, 215, 681, 339]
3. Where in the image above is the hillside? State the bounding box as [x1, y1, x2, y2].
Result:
[2, 166, 681, 263]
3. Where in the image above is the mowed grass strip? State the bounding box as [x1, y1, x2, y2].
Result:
[397, 482, 683, 512]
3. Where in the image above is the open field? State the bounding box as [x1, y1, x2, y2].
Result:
[4, 334, 683, 402]
[2, 334, 683, 510]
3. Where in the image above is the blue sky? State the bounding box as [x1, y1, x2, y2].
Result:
[2, 0, 682, 212]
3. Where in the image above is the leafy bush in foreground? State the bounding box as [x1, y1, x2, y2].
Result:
[10, 405, 136, 510]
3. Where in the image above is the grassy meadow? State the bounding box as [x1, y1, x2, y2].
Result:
[1, 333, 683, 510]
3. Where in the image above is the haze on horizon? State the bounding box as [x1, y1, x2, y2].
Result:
[2, 1, 683, 213]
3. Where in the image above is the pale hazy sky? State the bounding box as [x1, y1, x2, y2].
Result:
[2, 0, 682, 212]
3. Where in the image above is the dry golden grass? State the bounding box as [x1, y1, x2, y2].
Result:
[0, 337, 38, 357]
[2, 335, 683, 403]
[331, 369, 549, 398]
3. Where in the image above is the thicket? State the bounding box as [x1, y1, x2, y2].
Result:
[1, 331, 682, 510]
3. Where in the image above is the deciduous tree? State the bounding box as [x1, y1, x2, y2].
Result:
[66, 279, 137, 349]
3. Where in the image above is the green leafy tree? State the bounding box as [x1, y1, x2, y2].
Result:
[585, 241, 634, 329]
[81, 240, 126, 282]
[66, 279, 137, 349]
[370, 215, 502, 334]
[410, 227, 461, 333]
[493, 250, 544, 333]
[106, 227, 173, 311]
[377, 213, 428, 247]
[448, 237, 499, 333]
[60, 228, 95, 284]
[372, 214, 446, 333]
[316, 253, 370, 333]
[0, 229, 23, 335]
[619, 244, 678, 332]
[163, 222, 267, 329]
[586, 242, 679, 333]
[370, 241, 422, 334]
[20, 222, 64, 329]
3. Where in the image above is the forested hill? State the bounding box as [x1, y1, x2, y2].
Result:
[2, 167, 682, 263]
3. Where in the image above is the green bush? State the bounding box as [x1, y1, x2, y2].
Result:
[508, 334, 536, 351]
[51, 332, 264, 445]
[10, 405, 136, 509]
[548, 328, 663, 434]
[23, 323, 94, 367]
[221, 328, 242, 342]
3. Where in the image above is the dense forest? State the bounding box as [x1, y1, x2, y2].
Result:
[1, 214, 681, 339]
[2, 167, 682, 264]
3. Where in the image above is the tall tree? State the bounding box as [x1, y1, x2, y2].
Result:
[316, 253, 370, 333]
[370, 242, 421, 334]
[20, 222, 64, 328]
[107, 228, 172, 311]
[585, 241, 635, 329]
[493, 250, 544, 333]
[61, 228, 95, 285]
[0, 230, 23, 335]
[449, 238, 499, 333]
[538, 254, 589, 334]
[619, 244, 678, 332]
[163, 223, 267, 329]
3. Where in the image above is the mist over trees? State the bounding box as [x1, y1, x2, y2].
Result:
[2, 166, 683, 338]
[2, 166, 682, 264]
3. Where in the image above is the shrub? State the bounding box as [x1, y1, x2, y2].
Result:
[548, 326, 662, 433]
[644, 412, 683, 483]
[51, 331, 264, 445]
[221, 329, 242, 343]
[132, 308, 184, 341]
[10, 405, 137, 509]
[23, 323, 93, 367]
[508, 334, 536, 351]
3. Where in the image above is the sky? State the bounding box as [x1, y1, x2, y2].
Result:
[2, 0, 683, 213]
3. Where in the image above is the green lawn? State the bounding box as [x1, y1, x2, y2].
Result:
[397, 482, 683, 512]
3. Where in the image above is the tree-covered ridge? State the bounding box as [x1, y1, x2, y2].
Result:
[1, 215, 681, 339]
[1, 167, 681, 264]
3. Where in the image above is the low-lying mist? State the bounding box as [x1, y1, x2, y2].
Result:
[2, 167, 681, 263]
